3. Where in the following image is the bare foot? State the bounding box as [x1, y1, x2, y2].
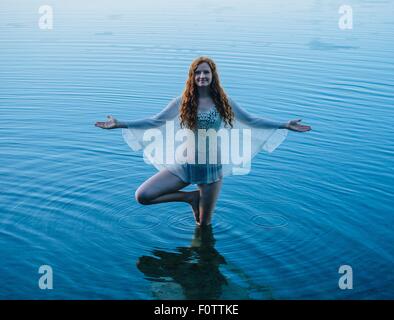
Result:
[188, 191, 200, 225]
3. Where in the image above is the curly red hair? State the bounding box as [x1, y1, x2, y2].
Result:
[179, 56, 234, 130]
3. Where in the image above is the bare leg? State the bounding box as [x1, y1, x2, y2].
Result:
[135, 169, 200, 222]
[197, 178, 223, 226]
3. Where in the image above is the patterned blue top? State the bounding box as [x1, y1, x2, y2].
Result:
[176, 106, 223, 184]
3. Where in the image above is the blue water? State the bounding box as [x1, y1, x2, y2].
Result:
[1, 0, 393, 299]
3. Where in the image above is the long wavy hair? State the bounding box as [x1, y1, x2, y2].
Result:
[179, 56, 234, 130]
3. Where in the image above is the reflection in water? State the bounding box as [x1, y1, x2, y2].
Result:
[137, 225, 227, 299]
[137, 225, 274, 300]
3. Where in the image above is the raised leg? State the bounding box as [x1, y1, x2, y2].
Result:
[135, 169, 200, 222]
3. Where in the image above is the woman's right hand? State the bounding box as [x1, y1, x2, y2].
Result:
[95, 115, 118, 129]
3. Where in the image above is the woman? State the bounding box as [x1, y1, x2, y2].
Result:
[95, 56, 311, 226]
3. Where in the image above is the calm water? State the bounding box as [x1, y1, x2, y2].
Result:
[1, 0, 393, 299]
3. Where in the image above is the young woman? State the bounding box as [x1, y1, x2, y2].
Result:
[95, 56, 311, 226]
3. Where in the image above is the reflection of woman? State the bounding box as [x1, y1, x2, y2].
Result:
[95, 56, 311, 225]
[136, 225, 227, 300]
[137, 225, 274, 300]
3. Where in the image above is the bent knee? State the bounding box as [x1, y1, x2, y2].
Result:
[134, 189, 152, 205]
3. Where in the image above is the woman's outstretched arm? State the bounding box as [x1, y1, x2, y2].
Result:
[228, 97, 311, 132]
[95, 96, 181, 130]
[228, 97, 287, 129]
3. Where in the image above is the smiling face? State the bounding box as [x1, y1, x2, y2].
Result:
[194, 62, 213, 87]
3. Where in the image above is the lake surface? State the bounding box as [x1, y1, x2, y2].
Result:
[0, 0, 393, 299]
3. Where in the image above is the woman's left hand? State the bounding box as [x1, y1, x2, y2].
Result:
[286, 119, 312, 132]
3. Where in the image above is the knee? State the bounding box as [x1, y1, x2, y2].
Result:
[134, 188, 151, 205]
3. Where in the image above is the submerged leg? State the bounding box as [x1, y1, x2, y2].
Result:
[197, 179, 223, 226]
